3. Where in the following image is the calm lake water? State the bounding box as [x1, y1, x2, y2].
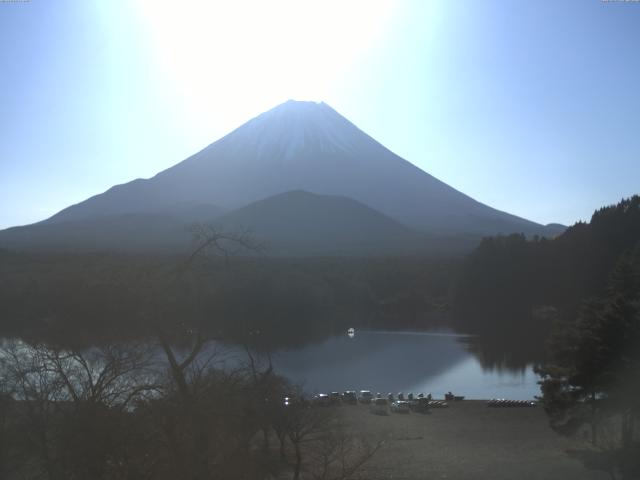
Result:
[263, 330, 540, 400]
[1, 329, 539, 401]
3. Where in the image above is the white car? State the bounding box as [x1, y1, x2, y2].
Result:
[358, 390, 374, 404]
[391, 400, 411, 413]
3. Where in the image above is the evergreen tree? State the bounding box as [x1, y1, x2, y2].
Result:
[536, 245, 640, 478]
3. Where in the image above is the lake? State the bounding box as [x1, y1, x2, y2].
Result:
[1, 328, 540, 401]
[262, 330, 540, 400]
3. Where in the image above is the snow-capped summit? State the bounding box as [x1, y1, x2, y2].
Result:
[216, 100, 361, 162]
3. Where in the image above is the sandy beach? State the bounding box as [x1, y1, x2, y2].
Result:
[337, 400, 609, 480]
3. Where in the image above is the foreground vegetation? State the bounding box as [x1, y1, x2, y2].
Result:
[0, 338, 383, 480]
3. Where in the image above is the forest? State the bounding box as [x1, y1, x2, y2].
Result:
[0, 248, 457, 349]
[452, 196, 640, 365]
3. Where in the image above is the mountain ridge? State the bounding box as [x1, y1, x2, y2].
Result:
[1, 100, 564, 254]
[0, 190, 451, 255]
[212, 190, 427, 256]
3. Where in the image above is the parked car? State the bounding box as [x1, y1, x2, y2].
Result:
[314, 393, 330, 406]
[370, 397, 389, 415]
[387, 392, 395, 401]
[329, 392, 341, 405]
[397, 392, 405, 401]
[359, 390, 374, 404]
[391, 400, 411, 414]
[342, 391, 358, 404]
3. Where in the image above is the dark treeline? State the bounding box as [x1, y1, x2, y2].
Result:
[453, 196, 640, 367]
[0, 249, 459, 350]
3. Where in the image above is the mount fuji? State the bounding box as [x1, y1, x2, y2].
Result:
[0, 100, 563, 254]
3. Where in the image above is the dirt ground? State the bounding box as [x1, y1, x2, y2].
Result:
[336, 400, 610, 480]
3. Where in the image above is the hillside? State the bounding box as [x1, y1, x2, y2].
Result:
[213, 190, 426, 256]
[0, 203, 223, 252]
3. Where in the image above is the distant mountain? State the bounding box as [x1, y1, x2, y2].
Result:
[543, 223, 568, 237]
[213, 190, 425, 256]
[1, 100, 563, 254]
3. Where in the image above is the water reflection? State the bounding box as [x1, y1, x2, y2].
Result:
[1, 327, 542, 401]
[268, 330, 540, 400]
[458, 332, 545, 372]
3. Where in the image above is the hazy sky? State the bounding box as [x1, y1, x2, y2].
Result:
[1, 0, 639, 229]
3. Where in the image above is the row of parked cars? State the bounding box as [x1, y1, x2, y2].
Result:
[308, 390, 449, 414]
[285, 392, 536, 411]
[314, 391, 437, 404]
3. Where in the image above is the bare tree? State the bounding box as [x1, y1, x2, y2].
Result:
[149, 225, 267, 480]
[307, 429, 383, 480]
[285, 405, 334, 480]
[0, 340, 159, 480]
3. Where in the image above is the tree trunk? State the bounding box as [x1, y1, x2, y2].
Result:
[591, 391, 598, 445]
[278, 434, 286, 461]
[293, 442, 302, 480]
[621, 409, 632, 449]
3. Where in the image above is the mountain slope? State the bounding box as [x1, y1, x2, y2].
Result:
[0, 203, 224, 252]
[41, 100, 553, 237]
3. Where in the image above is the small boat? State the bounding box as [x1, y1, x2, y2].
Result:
[347, 327, 355, 338]
[411, 397, 431, 413]
[487, 399, 537, 408]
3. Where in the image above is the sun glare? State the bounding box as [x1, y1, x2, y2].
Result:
[132, 0, 397, 131]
